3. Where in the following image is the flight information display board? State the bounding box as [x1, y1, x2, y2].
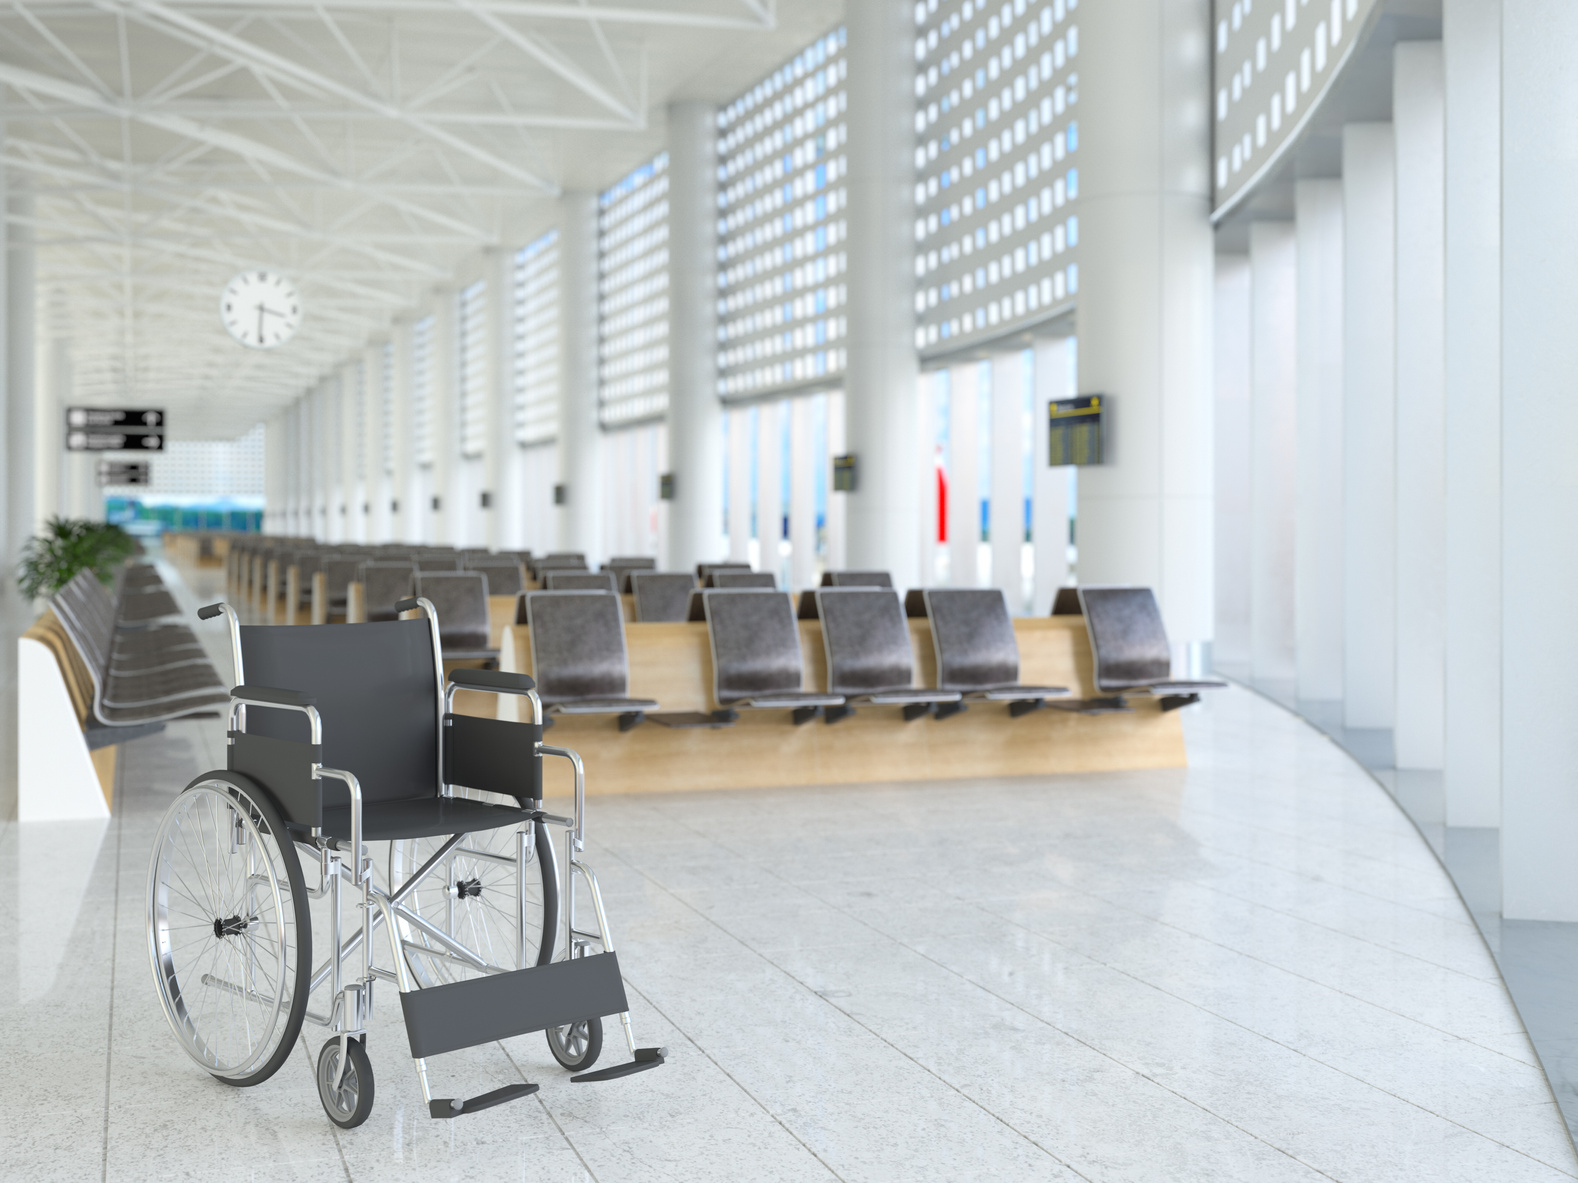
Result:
[1047, 394, 1103, 466]
[913, 0, 1082, 357]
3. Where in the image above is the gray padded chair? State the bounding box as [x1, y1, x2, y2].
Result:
[703, 590, 844, 724]
[360, 561, 416, 623]
[413, 571, 497, 662]
[821, 570, 893, 588]
[318, 555, 362, 617]
[531, 554, 588, 580]
[712, 572, 776, 589]
[464, 558, 526, 596]
[923, 588, 1071, 719]
[524, 591, 658, 729]
[697, 562, 751, 581]
[630, 573, 696, 622]
[1078, 586, 1225, 710]
[604, 557, 656, 593]
[292, 551, 325, 610]
[816, 588, 962, 723]
[546, 571, 619, 592]
[415, 555, 461, 571]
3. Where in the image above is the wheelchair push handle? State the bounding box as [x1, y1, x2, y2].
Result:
[394, 596, 422, 614]
[198, 602, 225, 620]
[233, 684, 317, 708]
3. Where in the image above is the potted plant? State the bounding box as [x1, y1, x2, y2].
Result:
[15, 517, 139, 600]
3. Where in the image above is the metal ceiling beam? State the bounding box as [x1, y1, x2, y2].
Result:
[6, 103, 645, 129]
[13, 0, 774, 29]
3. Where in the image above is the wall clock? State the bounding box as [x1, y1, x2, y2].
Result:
[221, 270, 302, 349]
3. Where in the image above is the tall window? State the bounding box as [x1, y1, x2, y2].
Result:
[351, 361, 366, 481]
[381, 340, 395, 476]
[412, 314, 435, 467]
[513, 231, 558, 445]
[914, 0, 1082, 353]
[716, 28, 850, 400]
[598, 153, 669, 427]
[457, 280, 487, 458]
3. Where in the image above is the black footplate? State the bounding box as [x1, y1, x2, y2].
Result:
[429, 1082, 539, 1119]
[572, 1046, 668, 1083]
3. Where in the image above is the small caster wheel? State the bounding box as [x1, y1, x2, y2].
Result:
[317, 1037, 374, 1129]
[546, 1016, 603, 1072]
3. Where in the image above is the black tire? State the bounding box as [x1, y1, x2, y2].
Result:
[546, 1016, 603, 1072]
[148, 772, 311, 1089]
[317, 1037, 375, 1129]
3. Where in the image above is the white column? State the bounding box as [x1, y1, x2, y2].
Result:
[1443, 0, 1501, 827]
[340, 362, 361, 542]
[1341, 123, 1397, 729]
[789, 397, 816, 591]
[990, 352, 1025, 607]
[1294, 179, 1345, 703]
[726, 406, 751, 563]
[1249, 222, 1298, 684]
[389, 322, 415, 543]
[666, 101, 724, 572]
[946, 365, 979, 587]
[1501, 0, 1578, 919]
[756, 401, 784, 583]
[1393, 43, 1447, 769]
[6, 175, 35, 570]
[361, 344, 384, 541]
[1213, 254, 1252, 673]
[483, 249, 510, 550]
[844, 0, 920, 586]
[429, 292, 456, 545]
[265, 414, 288, 535]
[1032, 338, 1073, 613]
[36, 333, 65, 527]
[825, 388, 847, 572]
[557, 192, 602, 563]
[1074, 0, 1216, 674]
[315, 382, 334, 541]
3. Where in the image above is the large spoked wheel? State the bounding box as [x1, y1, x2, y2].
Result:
[316, 1037, 375, 1129]
[147, 775, 310, 1087]
[389, 794, 557, 988]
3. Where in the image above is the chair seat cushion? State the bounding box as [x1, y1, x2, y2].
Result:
[965, 684, 1072, 701]
[319, 796, 535, 843]
[547, 697, 660, 714]
[853, 688, 963, 705]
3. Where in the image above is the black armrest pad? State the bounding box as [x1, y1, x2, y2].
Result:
[198, 603, 225, 620]
[395, 597, 422, 613]
[449, 667, 536, 693]
[232, 684, 316, 708]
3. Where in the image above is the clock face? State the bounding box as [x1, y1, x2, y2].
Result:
[221, 270, 302, 349]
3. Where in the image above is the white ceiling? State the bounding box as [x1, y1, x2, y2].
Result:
[0, 0, 842, 439]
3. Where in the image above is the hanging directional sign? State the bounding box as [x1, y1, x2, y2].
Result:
[66, 407, 165, 451]
[96, 460, 151, 487]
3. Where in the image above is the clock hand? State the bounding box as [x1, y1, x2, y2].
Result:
[256, 302, 265, 343]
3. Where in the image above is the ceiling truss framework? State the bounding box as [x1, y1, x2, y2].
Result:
[0, 0, 838, 440]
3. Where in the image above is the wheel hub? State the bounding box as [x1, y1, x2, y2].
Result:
[213, 914, 250, 937]
[452, 877, 482, 900]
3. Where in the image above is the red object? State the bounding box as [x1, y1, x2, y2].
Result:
[936, 459, 948, 544]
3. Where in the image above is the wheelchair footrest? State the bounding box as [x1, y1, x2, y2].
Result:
[401, 952, 630, 1059]
[429, 1082, 539, 1119]
[572, 1046, 668, 1083]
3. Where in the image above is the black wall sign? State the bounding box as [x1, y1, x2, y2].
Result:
[1048, 395, 1105, 467]
[97, 460, 151, 487]
[66, 407, 166, 452]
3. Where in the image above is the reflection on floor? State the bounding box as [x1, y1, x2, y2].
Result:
[1234, 670, 1578, 1145]
[2, 577, 1574, 1180]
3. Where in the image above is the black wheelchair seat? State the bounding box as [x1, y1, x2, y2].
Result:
[318, 796, 537, 843]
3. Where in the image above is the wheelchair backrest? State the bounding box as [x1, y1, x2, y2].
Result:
[817, 588, 915, 696]
[924, 588, 1021, 692]
[239, 618, 440, 804]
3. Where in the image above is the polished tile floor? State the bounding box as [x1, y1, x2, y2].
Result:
[2, 578, 1573, 1180]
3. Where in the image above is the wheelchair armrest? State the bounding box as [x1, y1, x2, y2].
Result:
[449, 668, 537, 694]
[232, 684, 316, 708]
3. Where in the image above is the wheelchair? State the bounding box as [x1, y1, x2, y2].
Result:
[145, 596, 664, 1128]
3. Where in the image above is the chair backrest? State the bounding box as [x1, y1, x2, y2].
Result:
[604, 557, 657, 592]
[524, 592, 630, 703]
[413, 571, 491, 651]
[415, 555, 461, 571]
[532, 555, 588, 579]
[239, 619, 439, 806]
[630, 572, 695, 622]
[51, 568, 117, 681]
[712, 572, 777, 589]
[545, 570, 618, 592]
[359, 561, 416, 622]
[1051, 586, 1083, 615]
[464, 559, 525, 595]
[319, 556, 362, 604]
[704, 590, 804, 704]
[1077, 586, 1172, 687]
[924, 588, 1021, 691]
[697, 562, 751, 580]
[817, 588, 915, 696]
[823, 570, 894, 588]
